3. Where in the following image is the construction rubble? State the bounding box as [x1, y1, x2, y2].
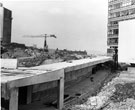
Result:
[71, 71, 135, 110]
[1, 43, 91, 67]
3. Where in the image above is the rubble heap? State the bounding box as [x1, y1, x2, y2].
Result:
[1, 43, 91, 67]
[18, 53, 50, 67]
[71, 71, 135, 110]
[110, 83, 135, 103]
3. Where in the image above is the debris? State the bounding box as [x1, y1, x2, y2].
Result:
[110, 83, 135, 103]
[70, 71, 135, 110]
[1, 43, 91, 67]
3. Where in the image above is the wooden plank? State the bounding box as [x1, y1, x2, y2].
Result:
[27, 85, 33, 104]
[1, 59, 18, 69]
[57, 77, 64, 110]
[9, 88, 18, 110]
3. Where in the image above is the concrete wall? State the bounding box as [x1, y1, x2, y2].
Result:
[17, 57, 112, 105]
[27, 66, 93, 102]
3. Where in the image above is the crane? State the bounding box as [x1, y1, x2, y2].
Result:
[23, 34, 57, 52]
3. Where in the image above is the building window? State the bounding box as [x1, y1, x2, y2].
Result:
[109, 5, 113, 10]
[108, 29, 113, 34]
[114, 3, 121, 9]
[113, 29, 119, 35]
[113, 21, 118, 25]
[110, 12, 120, 18]
[129, 8, 135, 14]
[108, 38, 118, 44]
[115, 12, 121, 17]
[109, 0, 115, 2]
[109, 21, 118, 26]
[121, 10, 129, 16]
[122, 0, 132, 7]
[109, 13, 115, 18]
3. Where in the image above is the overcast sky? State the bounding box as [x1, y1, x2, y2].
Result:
[2, 0, 108, 54]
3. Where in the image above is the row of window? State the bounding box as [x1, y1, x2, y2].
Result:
[108, 21, 118, 26]
[109, 0, 135, 3]
[109, 0, 119, 2]
[107, 48, 114, 54]
[109, 8, 135, 18]
[109, 0, 135, 10]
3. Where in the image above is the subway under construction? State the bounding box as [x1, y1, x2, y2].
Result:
[1, 1, 135, 110]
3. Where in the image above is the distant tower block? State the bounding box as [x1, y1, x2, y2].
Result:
[0, 3, 12, 45]
[0, 3, 3, 41]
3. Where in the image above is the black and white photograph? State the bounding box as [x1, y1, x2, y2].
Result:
[0, 0, 135, 110]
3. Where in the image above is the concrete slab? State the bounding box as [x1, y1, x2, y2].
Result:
[1, 56, 112, 110]
[1, 69, 64, 110]
[20, 56, 112, 72]
[19, 69, 111, 110]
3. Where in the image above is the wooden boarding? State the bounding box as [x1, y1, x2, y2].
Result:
[1, 69, 64, 110]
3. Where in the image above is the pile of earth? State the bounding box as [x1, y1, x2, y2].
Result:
[69, 71, 135, 110]
[1, 43, 91, 67]
[1, 43, 43, 58]
[110, 83, 135, 103]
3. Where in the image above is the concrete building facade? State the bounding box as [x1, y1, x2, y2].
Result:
[107, 0, 135, 55]
[0, 3, 12, 45]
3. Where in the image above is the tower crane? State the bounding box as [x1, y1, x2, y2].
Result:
[23, 34, 57, 52]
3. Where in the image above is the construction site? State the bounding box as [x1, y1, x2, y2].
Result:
[1, 0, 135, 110]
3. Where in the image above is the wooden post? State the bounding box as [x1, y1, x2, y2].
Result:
[9, 88, 18, 110]
[27, 85, 33, 104]
[57, 77, 64, 110]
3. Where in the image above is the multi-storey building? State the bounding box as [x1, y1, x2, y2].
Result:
[107, 0, 135, 55]
[0, 3, 12, 45]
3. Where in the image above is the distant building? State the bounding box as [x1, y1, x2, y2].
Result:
[107, 0, 135, 55]
[0, 3, 12, 45]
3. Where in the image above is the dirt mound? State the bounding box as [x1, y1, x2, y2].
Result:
[1, 43, 90, 67]
[110, 83, 135, 103]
